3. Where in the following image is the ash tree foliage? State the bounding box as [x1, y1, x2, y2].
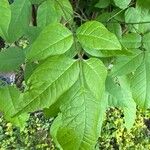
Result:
[0, 0, 150, 149]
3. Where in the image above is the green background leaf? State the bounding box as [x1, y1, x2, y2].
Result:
[131, 53, 150, 109]
[0, 86, 29, 129]
[7, 0, 31, 42]
[0, 0, 11, 40]
[37, 0, 60, 27]
[0, 47, 25, 72]
[113, 0, 131, 9]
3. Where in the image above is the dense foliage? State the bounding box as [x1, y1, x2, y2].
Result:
[0, 0, 150, 149]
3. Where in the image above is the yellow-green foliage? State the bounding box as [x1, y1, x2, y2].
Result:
[1, 108, 150, 149]
[99, 108, 150, 150]
[0, 114, 55, 149]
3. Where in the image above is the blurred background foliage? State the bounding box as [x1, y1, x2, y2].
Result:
[0, 108, 150, 149]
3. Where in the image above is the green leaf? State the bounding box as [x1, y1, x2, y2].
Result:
[96, 12, 122, 38]
[118, 76, 136, 129]
[55, 0, 73, 22]
[125, 3, 150, 33]
[113, 0, 131, 9]
[26, 23, 73, 61]
[120, 33, 142, 49]
[125, 7, 140, 23]
[0, 0, 11, 40]
[52, 58, 107, 149]
[76, 21, 121, 55]
[37, 0, 60, 27]
[7, 0, 31, 42]
[95, 0, 110, 9]
[25, 26, 42, 43]
[137, 0, 150, 9]
[107, 22, 122, 38]
[133, 0, 150, 34]
[131, 53, 150, 109]
[0, 86, 29, 129]
[111, 52, 143, 76]
[24, 62, 38, 83]
[0, 47, 25, 72]
[50, 114, 63, 150]
[14, 55, 79, 115]
[64, 42, 79, 58]
[143, 32, 150, 52]
[106, 76, 136, 130]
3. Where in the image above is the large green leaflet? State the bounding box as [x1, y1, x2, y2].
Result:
[0, 47, 25, 72]
[131, 53, 150, 109]
[27, 23, 73, 61]
[0, 86, 29, 130]
[7, 0, 31, 42]
[76, 21, 121, 54]
[14, 56, 79, 115]
[0, 0, 11, 40]
[106, 77, 136, 130]
[51, 58, 107, 150]
[111, 52, 143, 76]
